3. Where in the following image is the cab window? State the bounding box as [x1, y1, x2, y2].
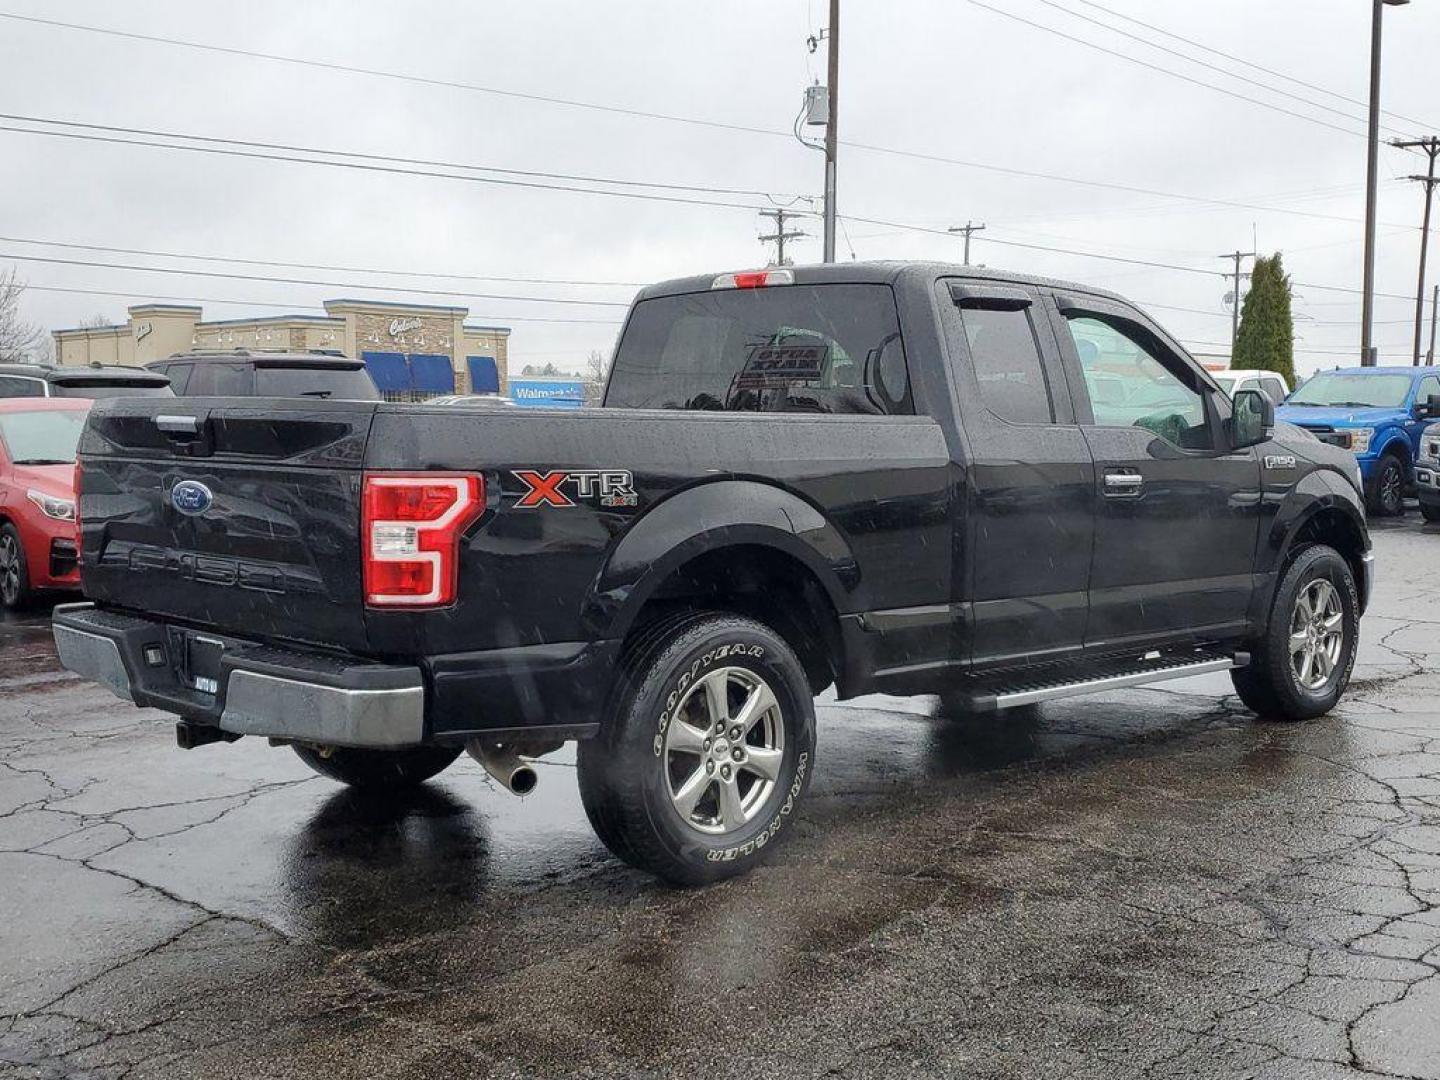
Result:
[1066, 314, 1212, 450]
[606, 285, 912, 415]
[0, 376, 45, 398]
[955, 304, 1055, 425]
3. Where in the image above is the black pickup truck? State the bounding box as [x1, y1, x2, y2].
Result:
[54, 262, 1373, 884]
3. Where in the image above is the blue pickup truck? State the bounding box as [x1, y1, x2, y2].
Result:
[1277, 366, 1440, 516]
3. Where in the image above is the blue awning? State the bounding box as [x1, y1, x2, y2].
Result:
[409, 353, 455, 393]
[361, 351, 408, 392]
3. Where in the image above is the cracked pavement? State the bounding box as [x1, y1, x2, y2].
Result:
[2, 516, 1439, 1079]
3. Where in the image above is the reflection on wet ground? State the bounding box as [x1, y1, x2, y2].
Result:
[2, 516, 1439, 1078]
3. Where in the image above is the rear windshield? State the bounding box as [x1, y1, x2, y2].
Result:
[52, 381, 174, 400]
[254, 366, 380, 400]
[0, 409, 87, 463]
[606, 284, 912, 414]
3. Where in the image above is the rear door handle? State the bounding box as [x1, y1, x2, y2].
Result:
[1103, 471, 1143, 496]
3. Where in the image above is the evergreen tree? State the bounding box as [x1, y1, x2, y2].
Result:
[1232, 253, 1295, 386]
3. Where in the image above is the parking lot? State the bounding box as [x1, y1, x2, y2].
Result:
[0, 514, 1435, 1079]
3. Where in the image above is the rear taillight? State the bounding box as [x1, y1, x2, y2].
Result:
[362, 473, 483, 607]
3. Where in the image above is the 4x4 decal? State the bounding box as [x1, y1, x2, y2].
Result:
[513, 469, 638, 509]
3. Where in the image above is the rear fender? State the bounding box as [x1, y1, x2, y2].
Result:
[581, 479, 857, 641]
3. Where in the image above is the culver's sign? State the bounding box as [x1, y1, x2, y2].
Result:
[388, 317, 423, 338]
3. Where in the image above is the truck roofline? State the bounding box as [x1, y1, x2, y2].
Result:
[633, 260, 1131, 305]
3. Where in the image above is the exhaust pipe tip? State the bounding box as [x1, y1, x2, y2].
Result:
[509, 765, 538, 796]
[465, 739, 539, 796]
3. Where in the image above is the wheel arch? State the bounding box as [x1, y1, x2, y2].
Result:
[583, 480, 856, 693]
[1258, 474, 1370, 618]
[1376, 429, 1412, 466]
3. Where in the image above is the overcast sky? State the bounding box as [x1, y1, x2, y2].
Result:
[2, 0, 1438, 376]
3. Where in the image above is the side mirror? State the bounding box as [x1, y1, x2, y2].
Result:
[1414, 393, 1440, 420]
[1232, 388, 1274, 450]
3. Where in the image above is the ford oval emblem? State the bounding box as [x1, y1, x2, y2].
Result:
[170, 480, 214, 516]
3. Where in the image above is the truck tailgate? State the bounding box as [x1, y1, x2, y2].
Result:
[78, 398, 378, 653]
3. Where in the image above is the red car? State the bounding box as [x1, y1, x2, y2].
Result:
[0, 398, 88, 609]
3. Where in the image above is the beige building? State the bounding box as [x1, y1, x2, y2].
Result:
[53, 299, 510, 396]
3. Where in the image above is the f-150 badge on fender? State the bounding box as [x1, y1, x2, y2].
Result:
[513, 469, 638, 509]
[1264, 455, 1298, 470]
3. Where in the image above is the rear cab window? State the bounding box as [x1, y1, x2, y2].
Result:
[606, 283, 912, 414]
[255, 365, 380, 400]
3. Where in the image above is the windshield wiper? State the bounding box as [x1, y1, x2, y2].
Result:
[12, 458, 73, 465]
[299, 390, 333, 398]
[1327, 401, 1381, 408]
[1285, 401, 1322, 407]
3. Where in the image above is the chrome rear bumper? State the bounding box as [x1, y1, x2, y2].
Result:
[52, 603, 425, 748]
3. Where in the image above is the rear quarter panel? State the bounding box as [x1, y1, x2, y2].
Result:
[361, 406, 953, 658]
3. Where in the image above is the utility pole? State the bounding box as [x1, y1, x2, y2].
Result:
[822, 0, 839, 263]
[1430, 283, 1438, 363]
[1362, 0, 1411, 366]
[1394, 136, 1440, 365]
[1218, 250, 1257, 357]
[758, 208, 807, 267]
[948, 221, 987, 266]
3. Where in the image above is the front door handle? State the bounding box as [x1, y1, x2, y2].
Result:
[1103, 471, 1143, 496]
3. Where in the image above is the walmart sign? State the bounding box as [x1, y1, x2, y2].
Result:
[510, 378, 585, 409]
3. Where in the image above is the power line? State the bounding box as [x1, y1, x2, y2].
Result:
[961, 0, 1371, 139]
[0, 117, 789, 214]
[0, 13, 1417, 227]
[838, 211, 1429, 302]
[0, 11, 792, 143]
[0, 112, 803, 202]
[1065, 0, 1437, 133]
[0, 233, 644, 289]
[11, 110, 1411, 243]
[1032, 0, 1408, 139]
[21, 282, 624, 325]
[12, 109, 1400, 231]
[0, 251, 633, 308]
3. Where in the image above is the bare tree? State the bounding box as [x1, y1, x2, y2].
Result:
[79, 313, 114, 329]
[0, 269, 44, 363]
[583, 349, 610, 405]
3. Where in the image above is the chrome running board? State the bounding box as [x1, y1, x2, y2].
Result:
[969, 650, 1247, 712]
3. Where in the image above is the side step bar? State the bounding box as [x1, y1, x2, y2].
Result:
[968, 650, 1248, 712]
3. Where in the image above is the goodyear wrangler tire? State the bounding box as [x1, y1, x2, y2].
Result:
[1230, 543, 1359, 722]
[576, 612, 816, 885]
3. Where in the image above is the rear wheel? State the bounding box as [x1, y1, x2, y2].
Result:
[0, 525, 31, 611]
[1230, 544, 1359, 721]
[577, 612, 816, 885]
[292, 744, 462, 789]
[1366, 453, 1406, 517]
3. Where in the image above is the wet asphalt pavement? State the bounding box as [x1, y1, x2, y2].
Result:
[2, 518, 1439, 1079]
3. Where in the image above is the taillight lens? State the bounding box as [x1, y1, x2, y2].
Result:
[362, 473, 483, 607]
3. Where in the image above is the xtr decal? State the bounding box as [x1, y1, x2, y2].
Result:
[513, 469, 638, 509]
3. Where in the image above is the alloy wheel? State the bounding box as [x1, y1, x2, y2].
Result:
[0, 535, 19, 606]
[1382, 464, 1403, 514]
[662, 666, 785, 835]
[1289, 578, 1344, 691]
